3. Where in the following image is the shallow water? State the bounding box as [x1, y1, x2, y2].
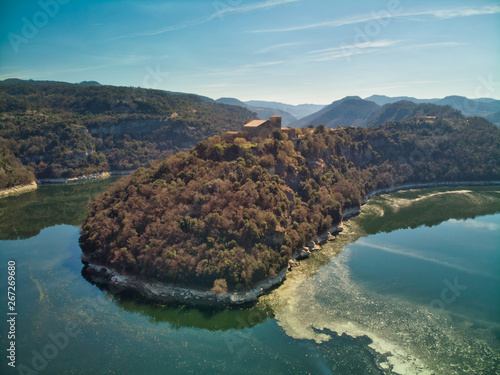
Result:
[0, 182, 499, 374]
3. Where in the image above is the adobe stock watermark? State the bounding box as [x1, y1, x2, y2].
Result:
[341, 0, 404, 62]
[452, 74, 499, 116]
[142, 65, 169, 89]
[213, 0, 243, 20]
[8, 0, 71, 54]
[108, 64, 169, 118]
[15, 287, 119, 375]
[429, 276, 467, 311]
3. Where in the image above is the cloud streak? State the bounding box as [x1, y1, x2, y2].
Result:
[306, 39, 465, 62]
[255, 42, 301, 54]
[306, 40, 402, 62]
[109, 0, 300, 40]
[250, 4, 500, 33]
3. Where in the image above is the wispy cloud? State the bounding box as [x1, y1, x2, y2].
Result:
[250, 4, 500, 33]
[243, 60, 285, 68]
[428, 5, 500, 19]
[405, 42, 465, 48]
[109, 0, 300, 40]
[306, 39, 465, 62]
[255, 42, 301, 54]
[307, 40, 401, 62]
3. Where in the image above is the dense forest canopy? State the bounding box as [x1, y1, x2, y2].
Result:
[80, 115, 500, 292]
[0, 80, 254, 187]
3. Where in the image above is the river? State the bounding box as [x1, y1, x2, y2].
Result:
[0, 180, 498, 374]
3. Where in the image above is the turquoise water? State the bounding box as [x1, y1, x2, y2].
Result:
[0, 182, 499, 374]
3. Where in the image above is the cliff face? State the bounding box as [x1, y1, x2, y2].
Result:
[89, 119, 170, 137]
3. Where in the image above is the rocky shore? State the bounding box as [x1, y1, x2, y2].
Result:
[0, 181, 37, 199]
[82, 253, 288, 307]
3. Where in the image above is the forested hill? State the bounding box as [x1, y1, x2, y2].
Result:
[80, 115, 500, 294]
[0, 79, 254, 188]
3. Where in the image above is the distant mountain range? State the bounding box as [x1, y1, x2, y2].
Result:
[290, 95, 500, 128]
[4, 79, 498, 128]
[215, 98, 298, 126]
[244, 100, 326, 119]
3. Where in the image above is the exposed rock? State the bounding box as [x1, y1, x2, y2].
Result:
[315, 234, 329, 245]
[306, 240, 317, 249]
[343, 207, 361, 219]
[81, 254, 288, 307]
[297, 247, 311, 260]
[89, 119, 170, 137]
[329, 224, 344, 234]
[288, 259, 300, 270]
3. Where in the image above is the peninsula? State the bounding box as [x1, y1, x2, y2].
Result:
[80, 111, 499, 305]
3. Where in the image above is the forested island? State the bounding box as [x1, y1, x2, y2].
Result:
[80, 113, 499, 305]
[0, 79, 253, 190]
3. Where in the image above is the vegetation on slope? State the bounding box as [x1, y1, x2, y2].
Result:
[0, 137, 35, 189]
[0, 80, 254, 186]
[80, 115, 500, 292]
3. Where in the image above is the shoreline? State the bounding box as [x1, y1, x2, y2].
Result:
[81, 253, 289, 307]
[37, 170, 134, 184]
[0, 170, 135, 199]
[0, 181, 38, 199]
[80, 180, 500, 307]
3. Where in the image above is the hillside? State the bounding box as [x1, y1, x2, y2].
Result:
[365, 94, 500, 122]
[80, 114, 499, 301]
[0, 138, 35, 189]
[366, 101, 463, 127]
[0, 79, 254, 186]
[292, 98, 471, 129]
[215, 97, 297, 126]
[291, 96, 381, 128]
[244, 100, 325, 119]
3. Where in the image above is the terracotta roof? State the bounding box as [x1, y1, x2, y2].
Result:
[243, 119, 268, 128]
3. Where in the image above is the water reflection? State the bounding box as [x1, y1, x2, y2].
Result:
[111, 294, 273, 331]
[0, 177, 121, 240]
[358, 187, 500, 235]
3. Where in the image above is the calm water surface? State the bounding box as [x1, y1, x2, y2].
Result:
[0, 180, 499, 374]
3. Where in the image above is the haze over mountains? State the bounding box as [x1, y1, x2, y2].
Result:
[244, 101, 326, 120]
[290, 95, 500, 128]
[365, 95, 500, 120]
[215, 97, 300, 126]
[215, 92, 499, 128]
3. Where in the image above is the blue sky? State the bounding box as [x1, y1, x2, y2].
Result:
[0, 0, 499, 104]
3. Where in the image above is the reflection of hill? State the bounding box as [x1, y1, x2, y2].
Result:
[0, 178, 119, 240]
[81, 266, 273, 330]
[358, 187, 500, 236]
[113, 295, 273, 330]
